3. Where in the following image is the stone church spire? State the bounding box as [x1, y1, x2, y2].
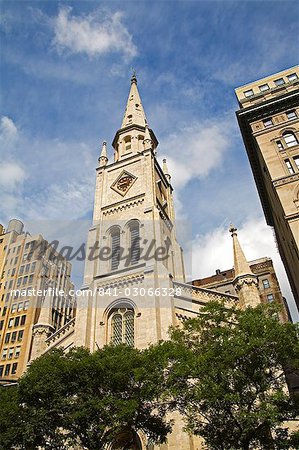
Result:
[112, 74, 158, 161]
[121, 72, 147, 129]
[229, 225, 260, 308]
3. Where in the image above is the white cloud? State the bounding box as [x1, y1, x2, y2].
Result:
[185, 217, 298, 322]
[159, 120, 232, 190]
[0, 162, 26, 191]
[0, 117, 25, 192]
[53, 7, 137, 60]
[0, 116, 18, 142]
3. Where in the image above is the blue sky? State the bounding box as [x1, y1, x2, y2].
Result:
[0, 1, 298, 320]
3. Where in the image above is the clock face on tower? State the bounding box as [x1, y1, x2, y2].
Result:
[111, 170, 137, 196]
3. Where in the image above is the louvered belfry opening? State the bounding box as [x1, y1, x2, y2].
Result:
[111, 228, 121, 270]
[130, 223, 140, 265]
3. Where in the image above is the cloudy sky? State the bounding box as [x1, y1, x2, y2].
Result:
[1, 1, 298, 320]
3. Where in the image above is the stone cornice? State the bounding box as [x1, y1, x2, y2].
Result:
[102, 194, 145, 216]
[96, 272, 144, 289]
[273, 173, 299, 187]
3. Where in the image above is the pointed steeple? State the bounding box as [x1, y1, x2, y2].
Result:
[112, 74, 158, 161]
[121, 72, 147, 129]
[229, 224, 253, 277]
[163, 158, 171, 181]
[229, 225, 260, 309]
[98, 141, 108, 167]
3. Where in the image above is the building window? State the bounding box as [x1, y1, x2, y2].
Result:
[25, 264, 30, 273]
[111, 308, 135, 346]
[111, 229, 121, 270]
[0, 365, 3, 376]
[267, 294, 274, 302]
[17, 303, 23, 312]
[18, 330, 24, 341]
[8, 348, 14, 360]
[11, 304, 17, 313]
[129, 223, 140, 265]
[293, 156, 299, 170]
[31, 262, 36, 272]
[20, 315, 26, 326]
[263, 118, 273, 128]
[8, 318, 14, 328]
[5, 333, 10, 343]
[15, 346, 21, 358]
[24, 300, 29, 310]
[283, 131, 298, 147]
[287, 73, 298, 82]
[11, 363, 18, 375]
[14, 316, 20, 327]
[0, 320, 3, 331]
[19, 265, 24, 275]
[259, 83, 270, 92]
[285, 159, 295, 174]
[276, 140, 284, 150]
[244, 89, 254, 98]
[23, 276, 28, 285]
[111, 313, 122, 345]
[274, 78, 285, 86]
[2, 349, 7, 360]
[286, 110, 297, 120]
[29, 274, 33, 284]
[11, 331, 17, 342]
[4, 364, 11, 376]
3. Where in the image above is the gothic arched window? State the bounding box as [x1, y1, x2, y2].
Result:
[111, 308, 135, 346]
[110, 228, 120, 270]
[283, 131, 298, 148]
[129, 222, 140, 265]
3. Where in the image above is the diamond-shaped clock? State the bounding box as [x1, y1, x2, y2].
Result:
[111, 170, 137, 196]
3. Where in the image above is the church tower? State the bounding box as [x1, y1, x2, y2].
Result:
[74, 74, 185, 351]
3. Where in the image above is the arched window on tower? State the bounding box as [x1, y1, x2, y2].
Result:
[111, 308, 135, 346]
[283, 131, 298, 148]
[110, 228, 120, 270]
[129, 222, 140, 265]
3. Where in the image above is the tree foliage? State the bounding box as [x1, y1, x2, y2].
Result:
[165, 301, 299, 450]
[1, 302, 298, 450]
[0, 345, 171, 450]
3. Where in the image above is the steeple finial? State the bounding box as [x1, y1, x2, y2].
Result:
[163, 158, 171, 181]
[98, 141, 108, 167]
[131, 69, 137, 84]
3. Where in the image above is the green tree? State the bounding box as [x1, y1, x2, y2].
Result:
[166, 301, 299, 450]
[0, 345, 171, 450]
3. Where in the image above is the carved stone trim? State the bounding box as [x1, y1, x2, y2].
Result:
[273, 173, 299, 187]
[173, 281, 238, 303]
[96, 272, 144, 290]
[103, 198, 144, 216]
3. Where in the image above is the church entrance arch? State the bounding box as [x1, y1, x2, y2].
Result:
[108, 428, 143, 449]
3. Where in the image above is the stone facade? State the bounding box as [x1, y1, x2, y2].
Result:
[235, 66, 299, 311]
